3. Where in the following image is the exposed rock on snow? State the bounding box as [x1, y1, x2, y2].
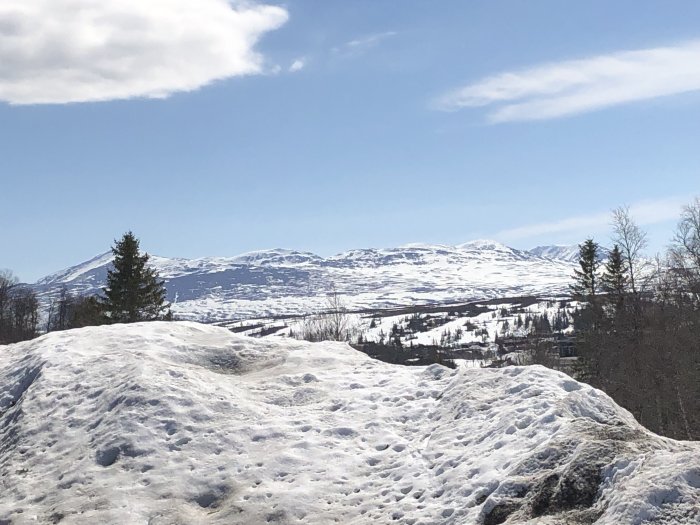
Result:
[0, 323, 698, 524]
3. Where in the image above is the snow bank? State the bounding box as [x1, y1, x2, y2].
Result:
[0, 323, 697, 524]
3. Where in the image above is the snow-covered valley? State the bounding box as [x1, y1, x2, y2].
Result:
[1, 322, 697, 524]
[32, 241, 577, 322]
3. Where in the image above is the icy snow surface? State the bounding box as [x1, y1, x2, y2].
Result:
[1, 323, 698, 524]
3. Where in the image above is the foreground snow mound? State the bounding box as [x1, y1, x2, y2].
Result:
[0, 323, 698, 524]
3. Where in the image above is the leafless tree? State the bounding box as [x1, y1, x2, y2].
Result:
[297, 288, 355, 342]
[11, 287, 39, 341]
[0, 270, 19, 344]
[611, 206, 648, 295]
[669, 197, 700, 304]
[525, 334, 561, 369]
[47, 286, 75, 332]
[572, 199, 700, 440]
[0, 270, 42, 344]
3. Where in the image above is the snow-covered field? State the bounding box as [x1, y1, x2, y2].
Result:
[233, 298, 578, 359]
[356, 299, 577, 347]
[1, 323, 698, 524]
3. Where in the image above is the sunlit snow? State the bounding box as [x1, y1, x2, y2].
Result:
[33, 242, 578, 322]
[1, 323, 697, 524]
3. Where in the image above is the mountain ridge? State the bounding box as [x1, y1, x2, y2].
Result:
[37, 241, 579, 285]
[33, 241, 579, 321]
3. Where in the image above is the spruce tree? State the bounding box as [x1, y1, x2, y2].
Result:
[570, 238, 600, 299]
[601, 244, 628, 302]
[102, 232, 169, 323]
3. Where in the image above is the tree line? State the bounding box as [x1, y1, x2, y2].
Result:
[0, 231, 170, 345]
[570, 199, 700, 440]
[0, 270, 39, 344]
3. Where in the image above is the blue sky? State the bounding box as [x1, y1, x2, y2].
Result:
[2, 0, 700, 282]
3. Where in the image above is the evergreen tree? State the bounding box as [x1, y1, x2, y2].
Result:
[570, 239, 601, 299]
[534, 313, 551, 334]
[553, 311, 564, 332]
[501, 319, 510, 335]
[71, 296, 107, 327]
[601, 244, 628, 302]
[102, 232, 169, 323]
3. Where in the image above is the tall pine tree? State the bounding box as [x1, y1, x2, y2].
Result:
[570, 238, 601, 300]
[601, 244, 628, 303]
[102, 232, 169, 323]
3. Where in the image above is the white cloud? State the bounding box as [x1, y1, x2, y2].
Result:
[346, 31, 397, 50]
[289, 58, 306, 73]
[333, 31, 397, 57]
[495, 196, 688, 242]
[435, 40, 700, 122]
[0, 0, 288, 105]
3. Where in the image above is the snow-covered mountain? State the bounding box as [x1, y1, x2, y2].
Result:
[527, 244, 580, 263]
[34, 241, 578, 321]
[1, 322, 697, 524]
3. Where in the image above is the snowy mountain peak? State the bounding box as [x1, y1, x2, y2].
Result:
[36, 251, 113, 286]
[229, 248, 322, 266]
[528, 244, 580, 263]
[398, 242, 453, 251]
[456, 239, 516, 253]
[33, 240, 580, 321]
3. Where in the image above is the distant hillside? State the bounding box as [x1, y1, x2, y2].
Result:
[527, 244, 580, 263]
[33, 241, 577, 322]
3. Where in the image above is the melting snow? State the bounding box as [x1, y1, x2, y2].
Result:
[0, 323, 697, 524]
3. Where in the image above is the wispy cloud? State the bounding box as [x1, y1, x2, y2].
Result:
[495, 196, 688, 242]
[346, 31, 397, 50]
[289, 58, 306, 73]
[435, 40, 700, 122]
[333, 31, 397, 57]
[0, 0, 288, 105]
